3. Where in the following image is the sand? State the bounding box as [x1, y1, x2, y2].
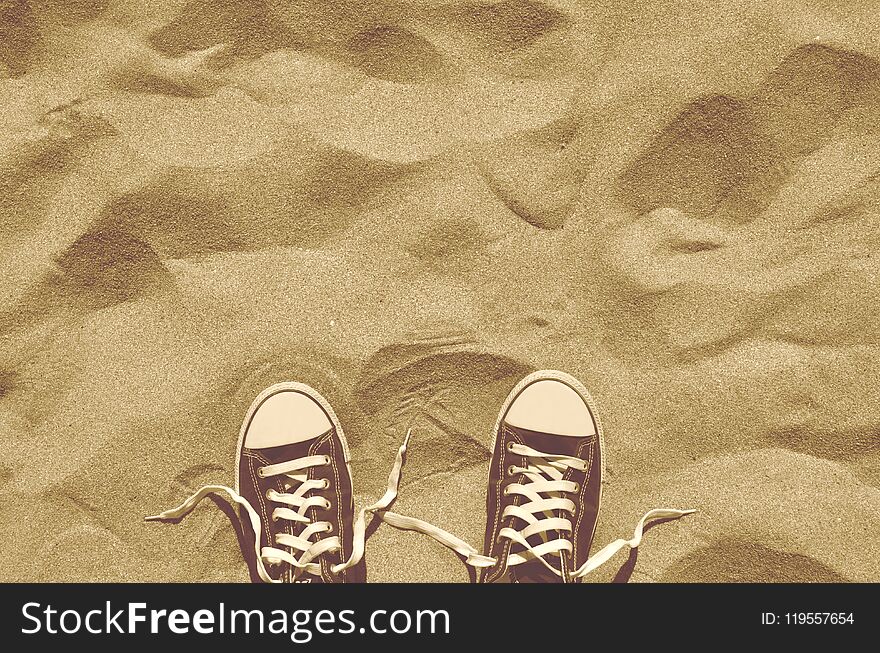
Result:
[0, 0, 878, 582]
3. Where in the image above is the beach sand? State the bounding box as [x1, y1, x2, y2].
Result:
[0, 0, 878, 582]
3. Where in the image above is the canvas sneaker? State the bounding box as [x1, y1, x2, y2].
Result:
[380, 370, 696, 582]
[147, 381, 409, 583]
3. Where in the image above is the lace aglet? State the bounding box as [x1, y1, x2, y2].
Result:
[144, 512, 173, 522]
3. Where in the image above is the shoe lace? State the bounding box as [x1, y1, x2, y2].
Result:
[379, 439, 696, 580]
[497, 442, 587, 578]
[146, 435, 411, 583]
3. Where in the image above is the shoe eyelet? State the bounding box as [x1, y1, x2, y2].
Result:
[326, 524, 334, 534]
[323, 499, 332, 510]
[502, 486, 510, 496]
[506, 442, 515, 452]
[572, 483, 580, 493]
[507, 465, 516, 476]
[323, 455, 331, 465]
[321, 478, 330, 489]
[265, 490, 273, 500]
[257, 468, 266, 478]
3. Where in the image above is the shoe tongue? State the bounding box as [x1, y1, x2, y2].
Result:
[511, 563, 565, 583]
[245, 430, 331, 465]
[505, 423, 586, 457]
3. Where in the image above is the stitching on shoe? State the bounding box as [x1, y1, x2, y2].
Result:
[570, 438, 594, 575]
[308, 433, 340, 582]
[487, 426, 523, 583]
[308, 435, 327, 580]
[247, 456, 273, 551]
[246, 450, 298, 582]
[247, 450, 272, 467]
[327, 434, 346, 581]
[484, 425, 507, 582]
[490, 427, 520, 583]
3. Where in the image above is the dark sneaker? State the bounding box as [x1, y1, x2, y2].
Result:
[480, 370, 604, 582]
[148, 381, 407, 583]
[380, 370, 695, 582]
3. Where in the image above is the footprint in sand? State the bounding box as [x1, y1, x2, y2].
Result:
[353, 335, 531, 486]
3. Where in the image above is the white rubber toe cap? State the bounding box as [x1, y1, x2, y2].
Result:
[243, 389, 333, 449]
[504, 379, 596, 437]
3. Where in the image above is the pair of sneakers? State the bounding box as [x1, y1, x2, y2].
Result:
[147, 370, 694, 583]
